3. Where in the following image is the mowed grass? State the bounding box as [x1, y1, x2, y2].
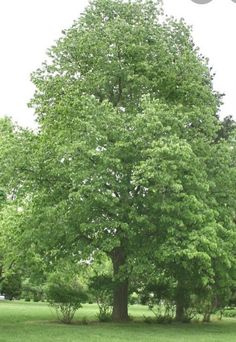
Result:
[0, 301, 236, 342]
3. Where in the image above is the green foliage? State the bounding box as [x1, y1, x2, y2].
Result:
[26, 0, 222, 267]
[229, 289, 236, 307]
[216, 116, 236, 142]
[89, 274, 113, 320]
[1, 272, 22, 300]
[21, 279, 45, 302]
[45, 273, 87, 323]
[223, 309, 236, 318]
[0, 190, 6, 206]
[129, 292, 139, 305]
[97, 311, 112, 322]
[140, 278, 175, 322]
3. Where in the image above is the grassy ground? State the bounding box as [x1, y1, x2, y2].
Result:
[0, 301, 236, 342]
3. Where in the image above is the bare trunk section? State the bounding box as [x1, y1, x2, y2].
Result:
[175, 282, 187, 322]
[202, 312, 211, 323]
[175, 299, 185, 322]
[111, 246, 129, 322]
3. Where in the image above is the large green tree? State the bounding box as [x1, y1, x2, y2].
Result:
[2, 0, 236, 322]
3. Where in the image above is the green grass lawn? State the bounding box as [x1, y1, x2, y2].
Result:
[0, 301, 236, 342]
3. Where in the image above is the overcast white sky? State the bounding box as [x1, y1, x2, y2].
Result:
[0, 0, 235, 128]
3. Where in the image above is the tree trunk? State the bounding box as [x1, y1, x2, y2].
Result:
[175, 298, 185, 322]
[202, 312, 211, 323]
[175, 282, 187, 322]
[111, 246, 129, 322]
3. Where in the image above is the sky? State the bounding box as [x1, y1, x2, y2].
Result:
[0, 0, 235, 128]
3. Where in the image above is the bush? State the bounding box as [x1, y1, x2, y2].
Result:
[24, 297, 31, 302]
[143, 315, 173, 324]
[97, 311, 112, 322]
[46, 277, 87, 324]
[156, 315, 173, 324]
[140, 278, 175, 321]
[143, 316, 155, 324]
[223, 309, 236, 318]
[146, 299, 175, 323]
[89, 274, 113, 320]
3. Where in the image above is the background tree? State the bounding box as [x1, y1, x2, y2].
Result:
[1, 272, 22, 300]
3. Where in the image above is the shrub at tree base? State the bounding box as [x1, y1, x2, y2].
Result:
[141, 279, 175, 323]
[89, 275, 113, 322]
[46, 281, 87, 324]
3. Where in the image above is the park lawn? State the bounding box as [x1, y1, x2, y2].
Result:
[0, 301, 236, 342]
